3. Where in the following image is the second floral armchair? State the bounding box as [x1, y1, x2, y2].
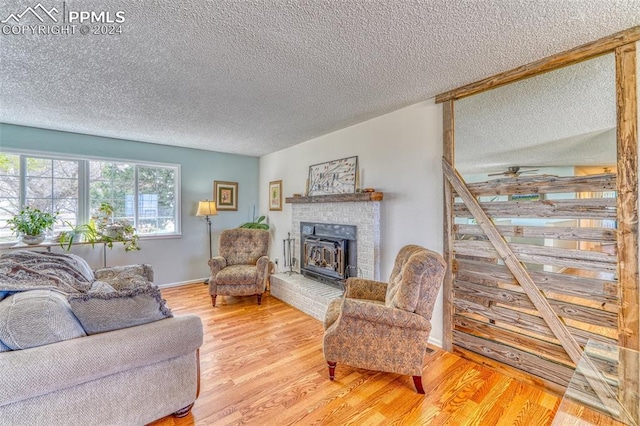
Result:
[208, 228, 271, 307]
[323, 245, 446, 393]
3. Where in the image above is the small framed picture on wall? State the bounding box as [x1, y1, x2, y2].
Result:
[269, 180, 282, 211]
[214, 181, 238, 211]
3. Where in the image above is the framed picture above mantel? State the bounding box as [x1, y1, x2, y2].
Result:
[307, 156, 358, 196]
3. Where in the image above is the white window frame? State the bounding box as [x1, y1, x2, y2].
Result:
[0, 148, 182, 244]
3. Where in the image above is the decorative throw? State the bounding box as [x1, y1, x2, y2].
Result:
[0, 251, 94, 294]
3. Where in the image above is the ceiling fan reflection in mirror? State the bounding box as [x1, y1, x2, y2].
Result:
[488, 166, 540, 178]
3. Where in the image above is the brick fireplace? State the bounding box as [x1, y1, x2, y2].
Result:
[270, 192, 382, 320]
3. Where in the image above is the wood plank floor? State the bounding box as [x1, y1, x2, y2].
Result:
[149, 283, 572, 425]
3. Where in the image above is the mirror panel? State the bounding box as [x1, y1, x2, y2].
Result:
[455, 53, 616, 179]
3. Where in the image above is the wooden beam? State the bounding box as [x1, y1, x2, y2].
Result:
[436, 26, 640, 103]
[615, 42, 640, 352]
[285, 192, 383, 204]
[615, 41, 639, 422]
[455, 258, 618, 304]
[461, 173, 616, 197]
[452, 330, 575, 387]
[443, 158, 634, 422]
[453, 240, 617, 272]
[454, 315, 574, 365]
[453, 298, 617, 347]
[454, 280, 618, 328]
[442, 100, 455, 351]
[451, 345, 566, 396]
[455, 224, 617, 242]
[454, 198, 617, 220]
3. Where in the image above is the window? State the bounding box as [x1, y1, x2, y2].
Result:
[89, 160, 135, 224]
[0, 154, 20, 242]
[0, 151, 180, 243]
[26, 157, 80, 229]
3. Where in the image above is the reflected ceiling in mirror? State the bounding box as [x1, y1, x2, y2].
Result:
[455, 53, 616, 176]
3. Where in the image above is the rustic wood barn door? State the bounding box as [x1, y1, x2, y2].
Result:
[437, 27, 639, 418]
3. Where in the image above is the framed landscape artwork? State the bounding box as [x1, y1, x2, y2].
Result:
[307, 156, 358, 196]
[214, 181, 238, 211]
[269, 180, 282, 211]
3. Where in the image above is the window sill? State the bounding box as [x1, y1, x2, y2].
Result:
[0, 233, 182, 250]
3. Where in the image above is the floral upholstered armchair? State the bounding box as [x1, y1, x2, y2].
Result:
[323, 245, 446, 393]
[208, 228, 271, 307]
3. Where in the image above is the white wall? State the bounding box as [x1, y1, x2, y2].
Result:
[259, 99, 445, 345]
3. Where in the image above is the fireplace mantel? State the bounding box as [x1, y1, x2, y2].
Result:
[285, 192, 383, 204]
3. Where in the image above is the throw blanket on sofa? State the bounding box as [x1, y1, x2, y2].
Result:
[0, 251, 93, 294]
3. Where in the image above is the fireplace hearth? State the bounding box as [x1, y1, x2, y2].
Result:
[300, 222, 357, 286]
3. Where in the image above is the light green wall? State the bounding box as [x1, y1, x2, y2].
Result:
[0, 123, 260, 285]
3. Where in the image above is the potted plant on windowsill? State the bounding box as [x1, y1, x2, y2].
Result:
[58, 202, 140, 252]
[7, 206, 58, 245]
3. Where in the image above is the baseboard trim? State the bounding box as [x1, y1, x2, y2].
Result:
[428, 336, 443, 348]
[158, 278, 207, 289]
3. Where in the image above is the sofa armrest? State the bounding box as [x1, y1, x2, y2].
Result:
[344, 277, 388, 302]
[93, 264, 154, 290]
[340, 298, 431, 331]
[0, 314, 203, 408]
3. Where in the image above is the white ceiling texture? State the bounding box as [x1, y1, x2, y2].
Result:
[1, 1, 640, 166]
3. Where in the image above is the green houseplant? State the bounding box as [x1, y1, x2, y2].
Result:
[239, 215, 269, 230]
[7, 206, 58, 245]
[58, 202, 140, 252]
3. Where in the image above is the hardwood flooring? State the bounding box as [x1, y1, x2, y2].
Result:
[148, 283, 586, 425]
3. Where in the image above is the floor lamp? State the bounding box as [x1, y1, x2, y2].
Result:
[196, 200, 218, 284]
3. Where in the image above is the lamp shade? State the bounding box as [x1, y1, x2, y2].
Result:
[196, 200, 218, 216]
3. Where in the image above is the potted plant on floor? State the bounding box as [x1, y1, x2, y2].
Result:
[7, 206, 58, 245]
[239, 215, 269, 230]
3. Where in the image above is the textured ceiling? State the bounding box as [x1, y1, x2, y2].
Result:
[1, 1, 639, 157]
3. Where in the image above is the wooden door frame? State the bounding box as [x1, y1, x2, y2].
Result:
[436, 28, 639, 413]
[437, 26, 639, 353]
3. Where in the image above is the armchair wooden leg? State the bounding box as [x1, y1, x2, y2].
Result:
[257, 294, 263, 305]
[211, 295, 217, 307]
[412, 375, 425, 394]
[328, 362, 337, 380]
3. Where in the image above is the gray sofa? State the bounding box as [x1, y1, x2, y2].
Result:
[0, 251, 203, 425]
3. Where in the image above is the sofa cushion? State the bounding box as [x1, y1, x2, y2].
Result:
[88, 280, 116, 294]
[68, 286, 173, 335]
[0, 289, 86, 350]
[93, 264, 154, 291]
